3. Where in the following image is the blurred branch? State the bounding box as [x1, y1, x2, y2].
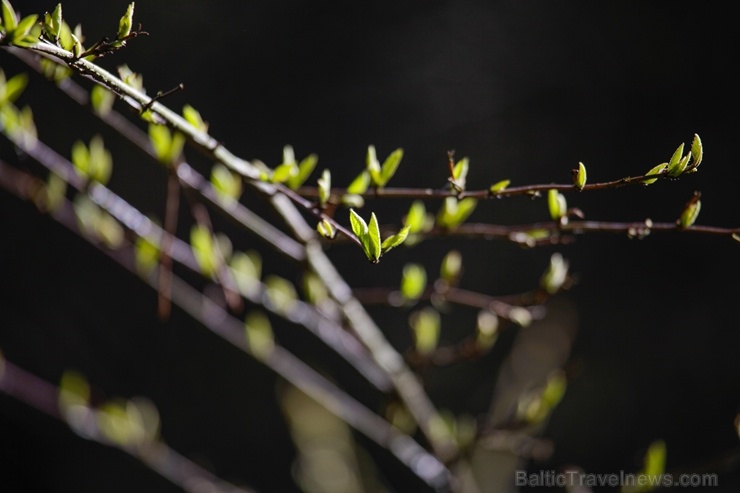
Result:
[0, 357, 257, 493]
[5, 40, 460, 460]
[0, 163, 454, 492]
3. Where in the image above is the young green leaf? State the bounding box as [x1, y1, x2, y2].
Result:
[689, 133, 703, 171]
[1, 0, 18, 32]
[317, 169, 331, 207]
[379, 147, 403, 186]
[409, 307, 439, 356]
[97, 211, 124, 249]
[265, 275, 298, 313]
[118, 2, 134, 40]
[540, 253, 569, 294]
[667, 143, 687, 177]
[245, 311, 274, 360]
[0, 72, 27, 105]
[87, 134, 112, 185]
[69, 32, 82, 58]
[271, 162, 297, 183]
[71, 140, 89, 177]
[148, 124, 172, 164]
[381, 225, 410, 254]
[489, 179, 511, 194]
[677, 192, 701, 229]
[348, 208, 368, 238]
[476, 310, 499, 350]
[347, 170, 370, 194]
[210, 163, 242, 202]
[190, 224, 218, 277]
[44, 172, 66, 213]
[287, 153, 318, 189]
[12, 14, 38, 44]
[640, 440, 667, 483]
[573, 162, 587, 191]
[135, 235, 160, 276]
[401, 263, 427, 301]
[182, 104, 208, 132]
[452, 157, 469, 190]
[547, 189, 567, 220]
[667, 143, 684, 169]
[90, 85, 115, 116]
[229, 250, 262, 297]
[340, 193, 364, 208]
[317, 218, 336, 239]
[405, 200, 427, 233]
[47, 4, 62, 40]
[302, 272, 329, 306]
[440, 250, 462, 283]
[366, 145, 382, 185]
[642, 163, 667, 185]
[367, 212, 381, 262]
[437, 197, 477, 229]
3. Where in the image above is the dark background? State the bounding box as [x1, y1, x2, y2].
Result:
[1, 1, 739, 491]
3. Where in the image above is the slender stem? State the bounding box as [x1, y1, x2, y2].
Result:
[295, 171, 679, 201]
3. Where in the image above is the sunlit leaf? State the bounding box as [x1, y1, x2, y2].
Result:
[1, 0, 18, 32]
[87, 134, 112, 185]
[317, 218, 336, 239]
[381, 225, 410, 254]
[117, 2, 134, 40]
[349, 208, 368, 238]
[489, 179, 511, 194]
[547, 189, 566, 220]
[229, 250, 261, 296]
[366, 145, 382, 185]
[405, 200, 426, 233]
[317, 169, 331, 207]
[476, 310, 499, 350]
[452, 157, 469, 189]
[271, 162, 297, 184]
[367, 212, 381, 262]
[401, 263, 426, 301]
[45, 4, 62, 40]
[540, 252, 569, 294]
[287, 153, 318, 190]
[265, 275, 297, 313]
[379, 147, 403, 186]
[245, 311, 274, 359]
[135, 235, 160, 276]
[409, 307, 439, 356]
[340, 193, 364, 208]
[11, 14, 37, 44]
[677, 192, 701, 229]
[347, 170, 370, 194]
[437, 197, 477, 229]
[182, 104, 208, 132]
[90, 85, 115, 116]
[642, 163, 667, 185]
[666, 143, 687, 177]
[210, 162, 242, 202]
[689, 133, 703, 171]
[573, 162, 587, 190]
[440, 249, 462, 282]
[190, 224, 218, 277]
